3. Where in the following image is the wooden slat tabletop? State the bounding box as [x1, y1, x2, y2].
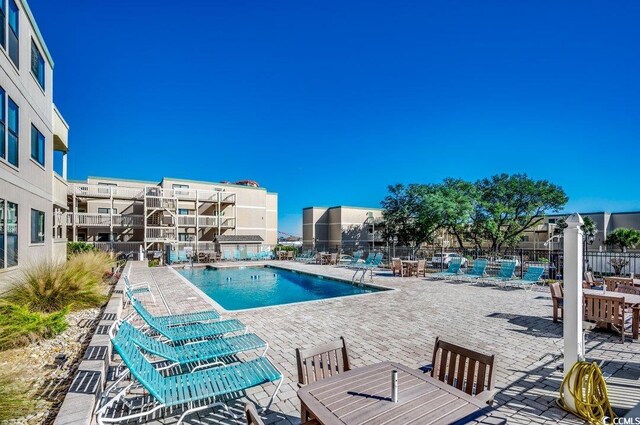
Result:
[298, 362, 492, 425]
[583, 289, 640, 306]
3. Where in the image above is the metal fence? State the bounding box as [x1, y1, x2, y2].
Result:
[303, 243, 640, 280]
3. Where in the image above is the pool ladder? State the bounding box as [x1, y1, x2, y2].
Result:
[351, 268, 368, 286]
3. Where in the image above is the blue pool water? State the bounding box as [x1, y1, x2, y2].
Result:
[177, 266, 383, 310]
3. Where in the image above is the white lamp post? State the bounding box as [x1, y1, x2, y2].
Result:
[563, 213, 584, 375]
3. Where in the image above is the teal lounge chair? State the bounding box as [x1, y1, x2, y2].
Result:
[337, 251, 363, 267]
[481, 261, 516, 287]
[507, 266, 545, 291]
[352, 252, 383, 282]
[349, 252, 375, 269]
[115, 320, 268, 370]
[123, 275, 156, 305]
[131, 299, 243, 343]
[457, 258, 488, 283]
[429, 258, 463, 279]
[96, 324, 282, 424]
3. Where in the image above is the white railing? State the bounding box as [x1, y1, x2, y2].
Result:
[177, 215, 197, 226]
[173, 242, 217, 252]
[220, 218, 236, 228]
[145, 197, 177, 210]
[198, 216, 218, 227]
[68, 184, 143, 199]
[67, 213, 111, 226]
[146, 227, 176, 241]
[220, 193, 236, 203]
[145, 187, 174, 198]
[90, 242, 144, 253]
[197, 190, 219, 202]
[113, 215, 144, 227]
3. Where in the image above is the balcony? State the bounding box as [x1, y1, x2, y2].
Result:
[66, 213, 144, 227]
[53, 105, 69, 153]
[172, 189, 234, 203]
[53, 174, 68, 208]
[146, 227, 177, 242]
[145, 197, 177, 210]
[220, 218, 236, 228]
[69, 184, 144, 200]
[176, 215, 227, 227]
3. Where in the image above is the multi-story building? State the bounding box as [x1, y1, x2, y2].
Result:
[302, 206, 384, 250]
[66, 176, 277, 256]
[0, 0, 69, 281]
[520, 211, 640, 251]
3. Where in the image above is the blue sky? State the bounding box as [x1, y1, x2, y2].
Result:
[32, 0, 640, 235]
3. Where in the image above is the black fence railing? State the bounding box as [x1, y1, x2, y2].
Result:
[302, 243, 640, 281]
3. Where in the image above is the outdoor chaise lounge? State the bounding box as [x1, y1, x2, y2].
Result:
[337, 251, 362, 268]
[126, 294, 220, 326]
[131, 299, 245, 343]
[123, 275, 156, 305]
[428, 257, 463, 280]
[115, 320, 268, 370]
[456, 258, 488, 283]
[96, 324, 282, 424]
[506, 266, 545, 291]
[480, 260, 516, 288]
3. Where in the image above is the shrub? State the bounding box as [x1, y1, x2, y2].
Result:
[4, 252, 113, 313]
[67, 241, 97, 259]
[0, 372, 36, 419]
[0, 302, 68, 350]
[149, 259, 160, 267]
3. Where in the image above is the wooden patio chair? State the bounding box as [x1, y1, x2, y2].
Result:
[245, 402, 265, 425]
[583, 271, 602, 288]
[430, 337, 497, 405]
[549, 282, 564, 323]
[287, 251, 294, 260]
[296, 337, 351, 422]
[616, 284, 640, 296]
[416, 259, 427, 277]
[583, 293, 627, 343]
[329, 253, 337, 265]
[391, 258, 405, 276]
[604, 277, 633, 292]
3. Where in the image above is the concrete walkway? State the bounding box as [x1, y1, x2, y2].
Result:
[121, 261, 640, 424]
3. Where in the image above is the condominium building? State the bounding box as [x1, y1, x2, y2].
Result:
[302, 206, 384, 250]
[66, 176, 277, 256]
[0, 0, 69, 281]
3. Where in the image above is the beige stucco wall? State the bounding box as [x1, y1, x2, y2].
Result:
[0, 1, 65, 289]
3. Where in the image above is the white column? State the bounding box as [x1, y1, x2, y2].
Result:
[563, 213, 584, 374]
[62, 152, 68, 179]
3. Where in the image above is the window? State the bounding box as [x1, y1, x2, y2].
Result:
[30, 125, 44, 166]
[97, 182, 116, 194]
[31, 40, 45, 90]
[0, 0, 5, 49]
[172, 184, 189, 189]
[7, 96, 17, 166]
[0, 87, 4, 160]
[7, 0, 17, 68]
[97, 233, 114, 242]
[97, 208, 116, 214]
[2, 200, 18, 267]
[178, 233, 191, 241]
[178, 208, 190, 215]
[30, 209, 44, 243]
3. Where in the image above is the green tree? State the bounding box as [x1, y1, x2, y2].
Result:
[431, 179, 477, 249]
[471, 174, 568, 251]
[553, 215, 597, 237]
[605, 228, 640, 252]
[381, 184, 442, 246]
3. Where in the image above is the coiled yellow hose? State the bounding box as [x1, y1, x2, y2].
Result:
[557, 361, 616, 424]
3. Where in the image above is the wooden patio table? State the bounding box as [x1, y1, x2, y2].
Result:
[401, 260, 418, 277]
[583, 289, 640, 339]
[297, 361, 493, 425]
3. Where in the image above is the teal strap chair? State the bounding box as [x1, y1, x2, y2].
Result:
[429, 258, 463, 279]
[507, 266, 545, 291]
[126, 289, 219, 325]
[117, 321, 268, 370]
[481, 261, 516, 287]
[131, 299, 244, 343]
[123, 274, 156, 306]
[96, 323, 282, 424]
[457, 258, 488, 283]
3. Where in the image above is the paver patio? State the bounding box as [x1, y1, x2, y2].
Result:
[120, 261, 640, 424]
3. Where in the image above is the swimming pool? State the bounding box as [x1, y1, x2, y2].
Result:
[176, 266, 384, 310]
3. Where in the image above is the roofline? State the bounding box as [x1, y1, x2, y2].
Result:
[86, 175, 160, 184]
[549, 211, 640, 217]
[161, 176, 267, 191]
[20, 0, 54, 68]
[302, 205, 384, 211]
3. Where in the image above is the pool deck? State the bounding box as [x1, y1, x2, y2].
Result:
[123, 261, 640, 424]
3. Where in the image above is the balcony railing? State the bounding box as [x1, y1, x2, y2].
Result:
[177, 215, 197, 226]
[220, 218, 235, 228]
[66, 213, 144, 227]
[145, 197, 177, 210]
[172, 189, 234, 203]
[146, 227, 176, 241]
[198, 216, 218, 227]
[220, 193, 236, 204]
[69, 184, 144, 199]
